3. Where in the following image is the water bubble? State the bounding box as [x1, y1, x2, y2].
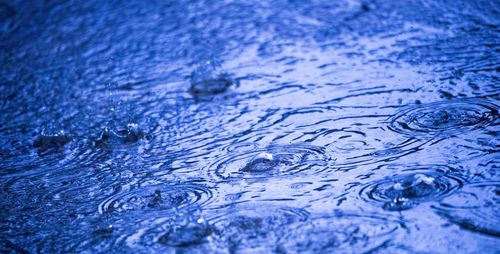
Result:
[189, 60, 233, 96]
[387, 99, 498, 137]
[209, 144, 331, 180]
[360, 168, 465, 211]
[434, 182, 500, 237]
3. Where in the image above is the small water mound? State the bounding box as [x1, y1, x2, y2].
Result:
[190, 76, 233, 96]
[387, 99, 498, 137]
[33, 128, 71, 149]
[209, 144, 331, 180]
[210, 204, 310, 252]
[98, 183, 213, 216]
[360, 169, 465, 211]
[241, 152, 275, 172]
[157, 216, 213, 247]
[94, 123, 148, 148]
[189, 60, 233, 96]
[434, 181, 500, 237]
[279, 211, 404, 253]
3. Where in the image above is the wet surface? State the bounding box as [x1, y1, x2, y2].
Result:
[0, 0, 499, 253]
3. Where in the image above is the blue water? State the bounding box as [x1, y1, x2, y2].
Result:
[1, 0, 499, 253]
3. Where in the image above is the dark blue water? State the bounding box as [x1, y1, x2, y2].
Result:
[1, 0, 499, 253]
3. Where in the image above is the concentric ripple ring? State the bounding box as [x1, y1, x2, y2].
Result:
[387, 99, 498, 137]
[208, 144, 332, 180]
[359, 166, 466, 211]
[98, 183, 213, 216]
[434, 181, 500, 237]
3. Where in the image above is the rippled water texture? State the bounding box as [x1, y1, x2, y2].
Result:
[1, 0, 499, 253]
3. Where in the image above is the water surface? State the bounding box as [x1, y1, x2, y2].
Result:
[1, 0, 499, 253]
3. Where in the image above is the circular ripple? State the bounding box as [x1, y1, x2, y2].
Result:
[209, 144, 331, 180]
[360, 168, 465, 211]
[98, 183, 212, 216]
[388, 100, 498, 137]
[210, 204, 310, 252]
[67, 209, 215, 253]
[434, 182, 500, 237]
[280, 211, 404, 253]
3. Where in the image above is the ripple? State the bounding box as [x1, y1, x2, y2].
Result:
[280, 211, 404, 253]
[208, 144, 331, 180]
[434, 182, 500, 237]
[209, 205, 404, 253]
[360, 167, 465, 211]
[387, 99, 498, 137]
[98, 183, 213, 216]
[210, 204, 310, 252]
[41, 186, 118, 217]
[68, 209, 214, 253]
